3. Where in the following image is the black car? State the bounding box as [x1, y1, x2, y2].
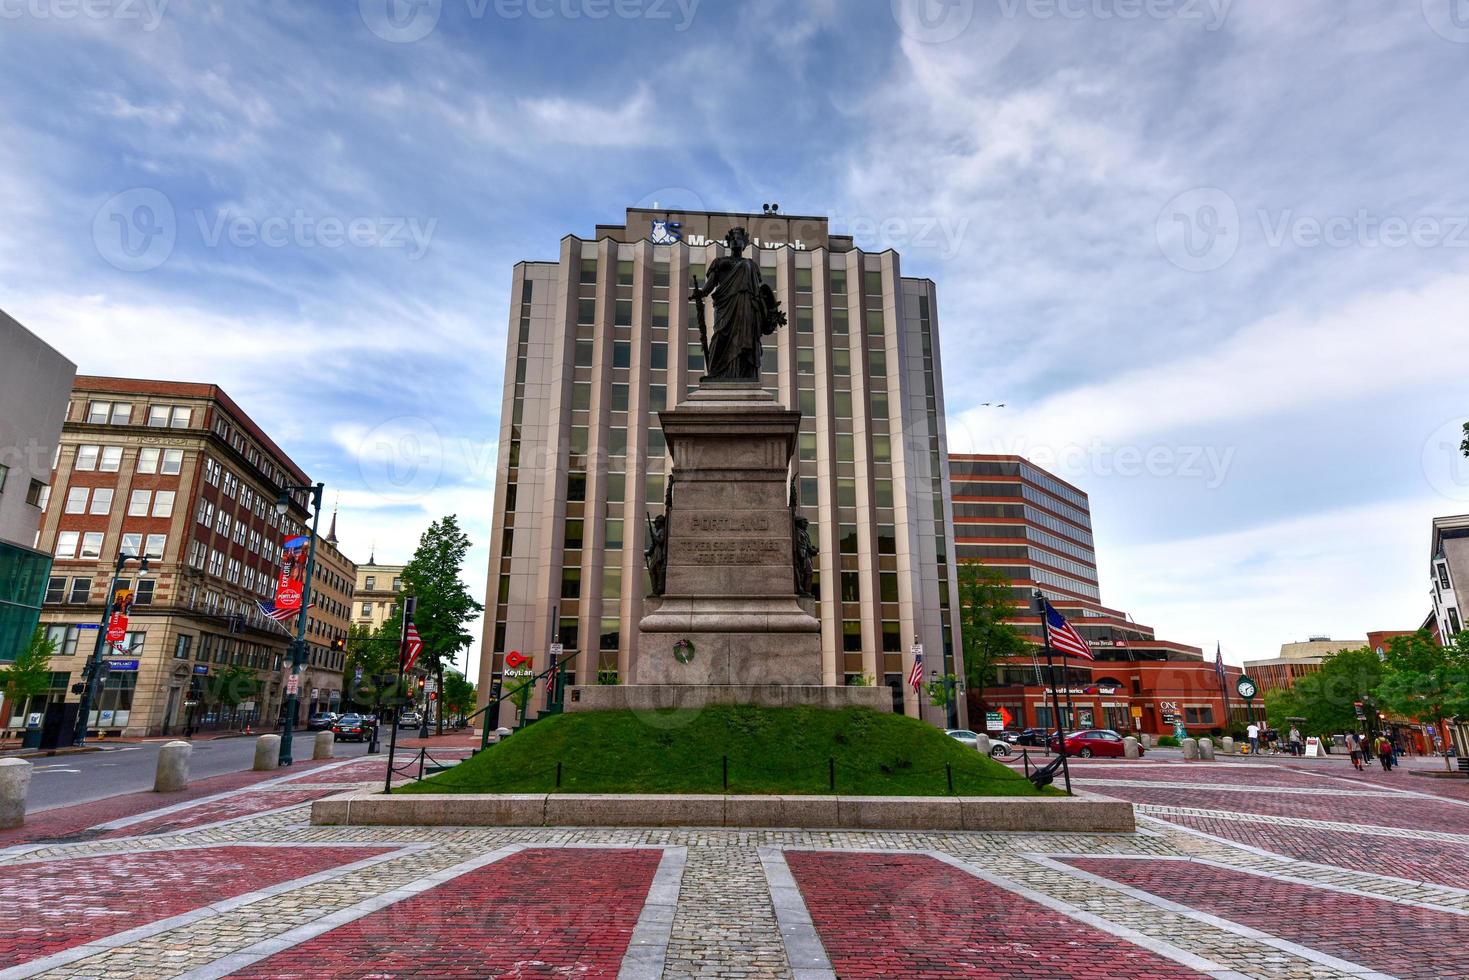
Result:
[1010, 728, 1051, 747]
[332, 714, 370, 742]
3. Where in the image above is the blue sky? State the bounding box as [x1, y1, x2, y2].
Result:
[4, 0, 1468, 675]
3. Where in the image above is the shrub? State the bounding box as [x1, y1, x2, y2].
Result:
[1157, 735, 1181, 747]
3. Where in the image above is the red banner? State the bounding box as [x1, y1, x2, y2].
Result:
[106, 611, 129, 644]
[273, 536, 309, 616]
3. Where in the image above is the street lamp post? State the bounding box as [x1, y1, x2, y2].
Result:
[275, 481, 325, 767]
[73, 552, 150, 746]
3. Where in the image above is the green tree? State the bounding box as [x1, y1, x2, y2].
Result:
[955, 563, 1027, 722]
[440, 669, 476, 721]
[1, 626, 56, 720]
[204, 664, 260, 727]
[1261, 646, 1384, 739]
[1374, 629, 1469, 769]
[382, 516, 484, 735]
[343, 622, 403, 710]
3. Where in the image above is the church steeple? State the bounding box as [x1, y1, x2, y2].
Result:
[325, 495, 339, 546]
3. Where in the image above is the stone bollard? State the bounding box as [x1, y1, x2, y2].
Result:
[154, 740, 192, 792]
[1123, 736, 1140, 759]
[0, 758, 32, 829]
[252, 734, 281, 771]
[973, 734, 990, 756]
[1199, 737, 1216, 761]
[1221, 736, 1235, 755]
[1181, 737, 1199, 760]
[313, 731, 335, 760]
[1140, 733, 1152, 750]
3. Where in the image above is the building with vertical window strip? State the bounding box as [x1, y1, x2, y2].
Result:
[950, 454, 1240, 737]
[479, 207, 964, 725]
[19, 378, 345, 738]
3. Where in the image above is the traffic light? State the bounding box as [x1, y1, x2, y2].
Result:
[331, 636, 346, 652]
[417, 676, 426, 690]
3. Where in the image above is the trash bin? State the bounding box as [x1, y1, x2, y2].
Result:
[21, 715, 43, 750]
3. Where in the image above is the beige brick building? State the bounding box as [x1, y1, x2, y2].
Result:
[354, 559, 405, 634]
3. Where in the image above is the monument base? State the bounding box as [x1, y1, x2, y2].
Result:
[565, 684, 891, 714]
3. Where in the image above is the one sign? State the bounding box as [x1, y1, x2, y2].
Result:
[273, 535, 310, 616]
[105, 659, 140, 672]
[549, 642, 564, 660]
[985, 711, 1004, 732]
[1130, 706, 1144, 718]
[192, 664, 209, 675]
[505, 651, 529, 670]
[1159, 701, 1179, 712]
[106, 611, 129, 644]
[75, 623, 100, 630]
[285, 673, 299, 694]
[997, 706, 1014, 727]
[1304, 736, 1321, 758]
[1235, 676, 1258, 700]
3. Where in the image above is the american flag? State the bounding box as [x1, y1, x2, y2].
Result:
[402, 621, 424, 673]
[907, 648, 924, 692]
[257, 600, 295, 623]
[1043, 602, 1094, 661]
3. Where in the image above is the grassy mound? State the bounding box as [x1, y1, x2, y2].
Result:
[400, 705, 1043, 797]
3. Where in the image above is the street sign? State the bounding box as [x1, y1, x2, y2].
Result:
[985, 711, 1003, 732]
[104, 659, 140, 671]
[549, 642, 564, 660]
[285, 674, 299, 694]
[75, 623, 100, 630]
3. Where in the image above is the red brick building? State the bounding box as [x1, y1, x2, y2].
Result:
[16, 377, 344, 737]
[951, 454, 1244, 737]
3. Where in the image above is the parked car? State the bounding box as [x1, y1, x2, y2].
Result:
[306, 712, 335, 731]
[398, 711, 422, 729]
[1047, 729, 1139, 758]
[946, 729, 981, 749]
[332, 714, 370, 742]
[1010, 728, 1051, 747]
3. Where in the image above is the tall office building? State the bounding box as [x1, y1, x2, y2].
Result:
[480, 207, 964, 722]
[950, 454, 1234, 736]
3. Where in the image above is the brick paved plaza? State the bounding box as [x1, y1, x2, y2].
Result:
[3, 748, 1466, 978]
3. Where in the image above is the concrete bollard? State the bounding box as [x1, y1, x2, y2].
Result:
[1181, 737, 1199, 760]
[1199, 737, 1215, 761]
[252, 734, 281, 771]
[154, 740, 192, 792]
[1221, 736, 1235, 755]
[1123, 736, 1140, 759]
[0, 758, 32, 829]
[313, 731, 335, 760]
[1139, 733, 1152, 749]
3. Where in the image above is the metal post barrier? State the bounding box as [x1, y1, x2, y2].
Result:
[828, 757, 835, 792]
[945, 763, 954, 794]
[722, 755, 729, 790]
[555, 761, 562, 788]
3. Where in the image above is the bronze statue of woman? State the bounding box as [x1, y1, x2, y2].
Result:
[691, 227, 787, 382]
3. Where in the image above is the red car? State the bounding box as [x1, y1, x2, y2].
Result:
[1047, 729, 1139, 758]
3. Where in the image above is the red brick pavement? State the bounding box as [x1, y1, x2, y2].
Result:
[1158, 814, 1469, 888]
[784, 851, 1206, 979]
[107, 788, 339, 837]
[227, 847, 663, 979]
[0, 759, 347, 847]
[1087, 784, 1469, 833]
[1067, 857, 1469, 979]
[0, 845, 389, 969]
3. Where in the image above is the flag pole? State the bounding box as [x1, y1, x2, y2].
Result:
[383, 596, 414, 795]
[1036, 592, 1073, 795]
[1217, 643, 1233, 732]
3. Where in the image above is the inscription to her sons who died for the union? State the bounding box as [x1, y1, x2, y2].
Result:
[680, 540, 786, 565]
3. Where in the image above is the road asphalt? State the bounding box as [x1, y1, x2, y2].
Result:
[22, 734, 373, 812]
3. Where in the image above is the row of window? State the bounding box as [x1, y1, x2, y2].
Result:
[63, 486, 176, 518]
[84, 400, 192, 428]
[45, 576, 156, 606]
[55, 530, 166, 561]
[69, 444, 185, 475]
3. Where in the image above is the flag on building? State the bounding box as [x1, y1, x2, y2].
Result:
[1043, 601, 1094, 660]
[907, 648, 924, 692]
[257, 600, 296, 623]
[402, 621, 424, 674]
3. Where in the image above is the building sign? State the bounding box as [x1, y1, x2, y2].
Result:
[193, 664, 210, 675]
[105, 659, 140, 672]
[623, 208, 831, 252]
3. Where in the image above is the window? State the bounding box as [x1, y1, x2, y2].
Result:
[204, 458, 221, 486]
[69, 577, 92, 603]
[26, 479, 47, 508]
[161, 449, 183, 475]
[365, 575, 376, 590]
[46, 625, 81, 656]
[87, 401, 132, 425]
[89, 488, 113, 515]
[144, 534, 166, 559]
[80, 532, 103, 559]
[75, 445, 99, 471]
[152, 490, 175, 517]
[361, 602, 374, 616]
[86, 401, 111, 424]
[121, 533, 142, 556]
[99, 446, 123, 472]
[134, 579, 155, 605]
[1184, 706, 1214, 725]
[65, 487, 88, 514]
[44, 577, 65, 604]
[561, 567, 581, 598]
[137, 448, 159, 473]
[613, 340, 631, 368]
[208, 550, 224, 576]
[55, 531, 79, 558]
[129, 490, 151, 516]
[174, 634, 192, 660]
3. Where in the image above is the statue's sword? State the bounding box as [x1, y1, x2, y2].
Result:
[691, 274, 710, 368]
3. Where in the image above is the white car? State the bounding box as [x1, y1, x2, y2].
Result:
[398, 711, 422, 729]
[946, 729, 1012, 758]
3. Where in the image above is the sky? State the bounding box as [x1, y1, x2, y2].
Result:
[2, 0, 1468, 677]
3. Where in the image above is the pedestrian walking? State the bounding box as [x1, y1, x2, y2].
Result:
[1376, 734, 1394, 771]
[1289, 725, 1302, 756]
[1247, 721, 1260, 754]
[1346, 732, 1364, 770]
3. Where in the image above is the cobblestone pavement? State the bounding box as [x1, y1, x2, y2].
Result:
[2, 752, 1466, 978]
